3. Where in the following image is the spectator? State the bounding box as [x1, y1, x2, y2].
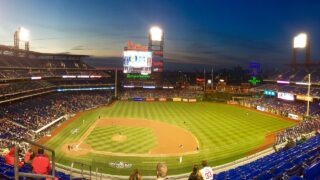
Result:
[156, 163, 169, 180]
[5, 147, 23, 167]
[284, 137, 296, 150]
[32, 149, 50, 175]
[24, 148, 33, 163]
[129, 169, 142, 180]
[188, 164, 203, 180]
[200, 160, 213, 180]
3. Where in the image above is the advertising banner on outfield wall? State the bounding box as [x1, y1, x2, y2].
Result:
[132, 98, 143, 101]
[288, 113, 299, 120]
[158, 98, 167, 102]
[256, 106, 265, 111]
[146, 98, 155, 102]
[189, 99, 197, 102]
[183, 98, 188, 102]
[173, 98, 182, 102]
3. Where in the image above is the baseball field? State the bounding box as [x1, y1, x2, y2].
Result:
[40, 101, 296, 176]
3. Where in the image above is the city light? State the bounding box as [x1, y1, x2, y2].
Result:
[293, 33, 307, 48]
[150, 26, 163, 41]
[19, 27, 30, 42]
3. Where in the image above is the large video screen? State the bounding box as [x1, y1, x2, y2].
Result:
[123, 51, 152, 75]
[277, 92, 294, 101]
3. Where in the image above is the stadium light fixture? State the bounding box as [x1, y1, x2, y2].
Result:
[19, 27, 30, 42]
[150, 26, 163, 41]
[295, 82, 309, 85]
[293, 33, 307, 48]
[277, 80, 290, 84]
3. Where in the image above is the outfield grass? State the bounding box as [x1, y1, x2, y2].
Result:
[44, 101, 295, 176]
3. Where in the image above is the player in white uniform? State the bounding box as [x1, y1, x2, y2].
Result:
[200, 160, 213, 180]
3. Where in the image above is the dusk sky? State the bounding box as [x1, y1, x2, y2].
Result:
[0, 0, 320, 69]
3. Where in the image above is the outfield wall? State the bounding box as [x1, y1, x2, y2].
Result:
[121, 97, 198, 102]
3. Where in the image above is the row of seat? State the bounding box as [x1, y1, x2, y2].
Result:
[214, 135, 320, 180]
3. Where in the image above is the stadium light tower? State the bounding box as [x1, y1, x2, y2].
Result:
[14, 27, 30, 51]
[292, 33, 310, 66]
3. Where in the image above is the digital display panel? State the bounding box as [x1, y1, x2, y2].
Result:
[123, 51, 152, 75]
[277, 92, 294, 101]
[264, 90, 276, 96]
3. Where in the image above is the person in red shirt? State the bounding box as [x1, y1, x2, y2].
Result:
[5, 147, 23, 167]
[32, 149, 50, 175]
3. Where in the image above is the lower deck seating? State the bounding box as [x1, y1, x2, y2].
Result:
[214, 135, 320, 180]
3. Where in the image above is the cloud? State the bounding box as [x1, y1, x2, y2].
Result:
[70, 45, 92, 51]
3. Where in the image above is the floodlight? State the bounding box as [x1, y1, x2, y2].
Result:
[293, 33, 307, 48]
[150, 26, 163, 41]
[19, 27, 30, 42]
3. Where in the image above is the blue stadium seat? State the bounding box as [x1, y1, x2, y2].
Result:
[214, 135, 320, 180]
[303, 161, 320, 180]
[3, 169, 14, 179]
[288, 175, 303, 180]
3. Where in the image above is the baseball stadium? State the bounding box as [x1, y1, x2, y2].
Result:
[1, 1, 320, 180]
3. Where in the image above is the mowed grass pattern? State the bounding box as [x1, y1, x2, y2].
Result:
[85, 126, 156, 153]
[44, 101, 295, 175]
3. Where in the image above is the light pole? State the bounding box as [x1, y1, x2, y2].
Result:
[306, 73, 311, 117]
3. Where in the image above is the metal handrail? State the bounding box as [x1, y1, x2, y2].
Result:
[14, 138, 55, 180]
[70, 161, 92, 180]
[96, 168, 102, 180]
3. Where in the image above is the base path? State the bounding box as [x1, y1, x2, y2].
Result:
[62, 118, 200, 157]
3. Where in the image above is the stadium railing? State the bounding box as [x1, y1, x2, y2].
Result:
[69, 161, 92, 179]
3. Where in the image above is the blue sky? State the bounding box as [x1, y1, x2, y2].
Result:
[0, 0, 320, 68]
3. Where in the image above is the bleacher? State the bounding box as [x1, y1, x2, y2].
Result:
[214, 135, 320, 180]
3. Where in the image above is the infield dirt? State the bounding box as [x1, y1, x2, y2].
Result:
[61, 118, 200, 157]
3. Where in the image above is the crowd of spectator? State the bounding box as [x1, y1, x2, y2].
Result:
[0, 69, 109, 80]
[0, 55, 109, 81]
[120, 89, 203, 99]
[127, 160, 213, 180]
[276, 119, 320, 144]
[0, 119, 28, 139]
[242, 97, 320, 117]
[0, 79, 112, 100]
[0, 81, 53, 96]
[0, 55, 90, 69]
[267, 69, 320, 83]
[0, 91, 112, 131]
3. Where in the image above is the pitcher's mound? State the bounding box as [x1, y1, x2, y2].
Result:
[112, 134, 127, 142]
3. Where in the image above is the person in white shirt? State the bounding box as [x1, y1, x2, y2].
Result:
[200, 160, 213, 180]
